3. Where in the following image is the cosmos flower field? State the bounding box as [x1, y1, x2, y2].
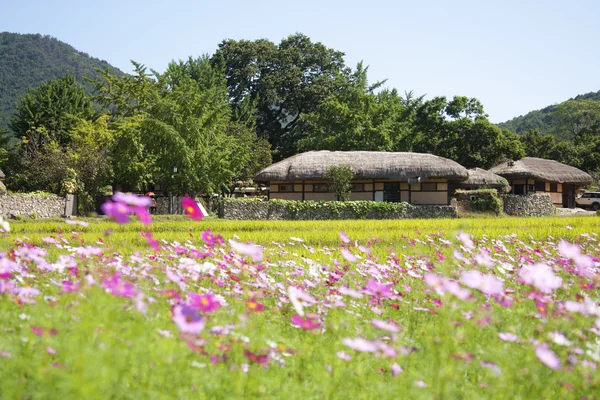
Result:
[1, 196, 599, 399]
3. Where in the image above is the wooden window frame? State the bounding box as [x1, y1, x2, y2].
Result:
[350, 183, 364, 192]
[279, 184, 293, 193]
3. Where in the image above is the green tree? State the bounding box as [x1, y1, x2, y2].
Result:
[213, 33, 349, 159]
[519, 129, 556, 158]
[10, 74, 93, 147]
[299, 64, 412, 152]
[324, 165, 354, 201]
[412, 96, 524, 168]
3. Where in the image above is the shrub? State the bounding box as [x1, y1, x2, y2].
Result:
[324, 165, 354, 202]
[455, 189, 503, 215]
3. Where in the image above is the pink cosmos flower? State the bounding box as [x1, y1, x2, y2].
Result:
[364, 279, 394, 298]
[519, 263, 562, 293]
[341, 248, 357, 263]
[372, 319, 401, 333]
[113, 192, 151, 207]
[103, 273, 136, 298]
[246, 299, 265, 312]
[229, 240, 263, 262]
[141, 231, 160, 251]
[338, 286, 364, 298]
[457, 231, 474, 250]
[535, 345, 561, 370]
[558, 240, 593, 276]
[498, 332, 518, 342]
[62, 280, 79, 293]
[188, 293, 221, 313]
[461, 270, 504, 296]
[134, 206, 152, 225]
[182, 196, 204, 220]
[101, 200, 131, 224]
[172, 304, 205, 334]
[342, 337, 378, 352]
[481, 361, 502, 376]
[339, 232, 350, 244]
[202, 230, 217, 245]
[391, 363, 403, 377]
[290, 315, 321, 330]
[65, 219, 89, 227]
[337, 351, 352, 361]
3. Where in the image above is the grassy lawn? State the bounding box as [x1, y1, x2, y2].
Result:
[0, 215, 599, 399]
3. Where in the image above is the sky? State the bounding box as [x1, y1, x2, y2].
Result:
[3, 0, 600, 122]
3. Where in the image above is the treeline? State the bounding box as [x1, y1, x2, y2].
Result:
[1, 33, 598, 210]
[0, 32, 122, 130]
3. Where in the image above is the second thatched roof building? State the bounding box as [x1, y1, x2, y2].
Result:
[489, 157, 593, 208]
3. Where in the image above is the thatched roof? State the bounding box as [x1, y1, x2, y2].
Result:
[489, 157, 593, 185]
[255, 151, 469, 182]
[459, 168, 509, 189]
[0, 169, 4, 179]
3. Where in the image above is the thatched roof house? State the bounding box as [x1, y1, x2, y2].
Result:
[489, 157, 592, 185]
[255, 151, 468, 182]
[458, 168, 509, 190]
[255, 151, 468, 205]
[489, 157, 592, 208]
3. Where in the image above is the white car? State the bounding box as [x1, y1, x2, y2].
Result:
[576, 192, 600, 210]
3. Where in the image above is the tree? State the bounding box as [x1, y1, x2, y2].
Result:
[299, 64, 413, 152]
[92, 58, 261, 195]
[10, 74, 93, 147]
[519, 129, 556, 158]
[324, 165, 354, 201]
[212, 33, 349, 159]
[412, 96, 524, 168]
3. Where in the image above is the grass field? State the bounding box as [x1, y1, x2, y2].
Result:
[1, 215, 599, 399]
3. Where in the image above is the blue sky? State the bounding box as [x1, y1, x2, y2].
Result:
[4, 0, 600, 122]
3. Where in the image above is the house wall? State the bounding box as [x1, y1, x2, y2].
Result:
[507, 178, 564, 207]
[267, 179, 451, 205]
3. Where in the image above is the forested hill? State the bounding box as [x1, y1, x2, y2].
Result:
[0, 32, 122, 128]
[497, 90, 600, 137]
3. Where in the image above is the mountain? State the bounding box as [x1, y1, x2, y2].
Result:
[497, 90, 600, 137]
[0, 32, 123, 130]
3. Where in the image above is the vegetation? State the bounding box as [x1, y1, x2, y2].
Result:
[0, 32, 122, 130]
[324, 165, 354, 201]
[1, 214, 599, 398]
[2, 31, 599, 202]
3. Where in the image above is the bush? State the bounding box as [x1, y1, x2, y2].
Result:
[455, 189, 503, 215]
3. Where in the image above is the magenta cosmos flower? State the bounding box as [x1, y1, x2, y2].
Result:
[364, 279, 394, 298]
[101, 200, 131, 224]
[188, 293, 221, 313]
[201, 230, 217, 245]
[172, 304, 205, 334]
[290, 315, 321, 330]
[182, 196, 204, 220]
[103, 273, 136, 298]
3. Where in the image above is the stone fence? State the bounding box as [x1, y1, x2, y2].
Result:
[220, 199, 457, 220]
[502, 193, 556, 217]
[0, 194, 71, 218]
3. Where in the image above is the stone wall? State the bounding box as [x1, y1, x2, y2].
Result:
[0, 195, 67, 218]
[220, 199, 457, 220]
[502, 193, 556, 217]
[155, 196, 185, 215]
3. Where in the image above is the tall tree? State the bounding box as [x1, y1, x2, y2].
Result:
[10, 74, 93, 147]
[412, 96, 524, 168]
[213, 33, 348, 159]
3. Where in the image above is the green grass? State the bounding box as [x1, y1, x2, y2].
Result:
[0, 215, 598, 399]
